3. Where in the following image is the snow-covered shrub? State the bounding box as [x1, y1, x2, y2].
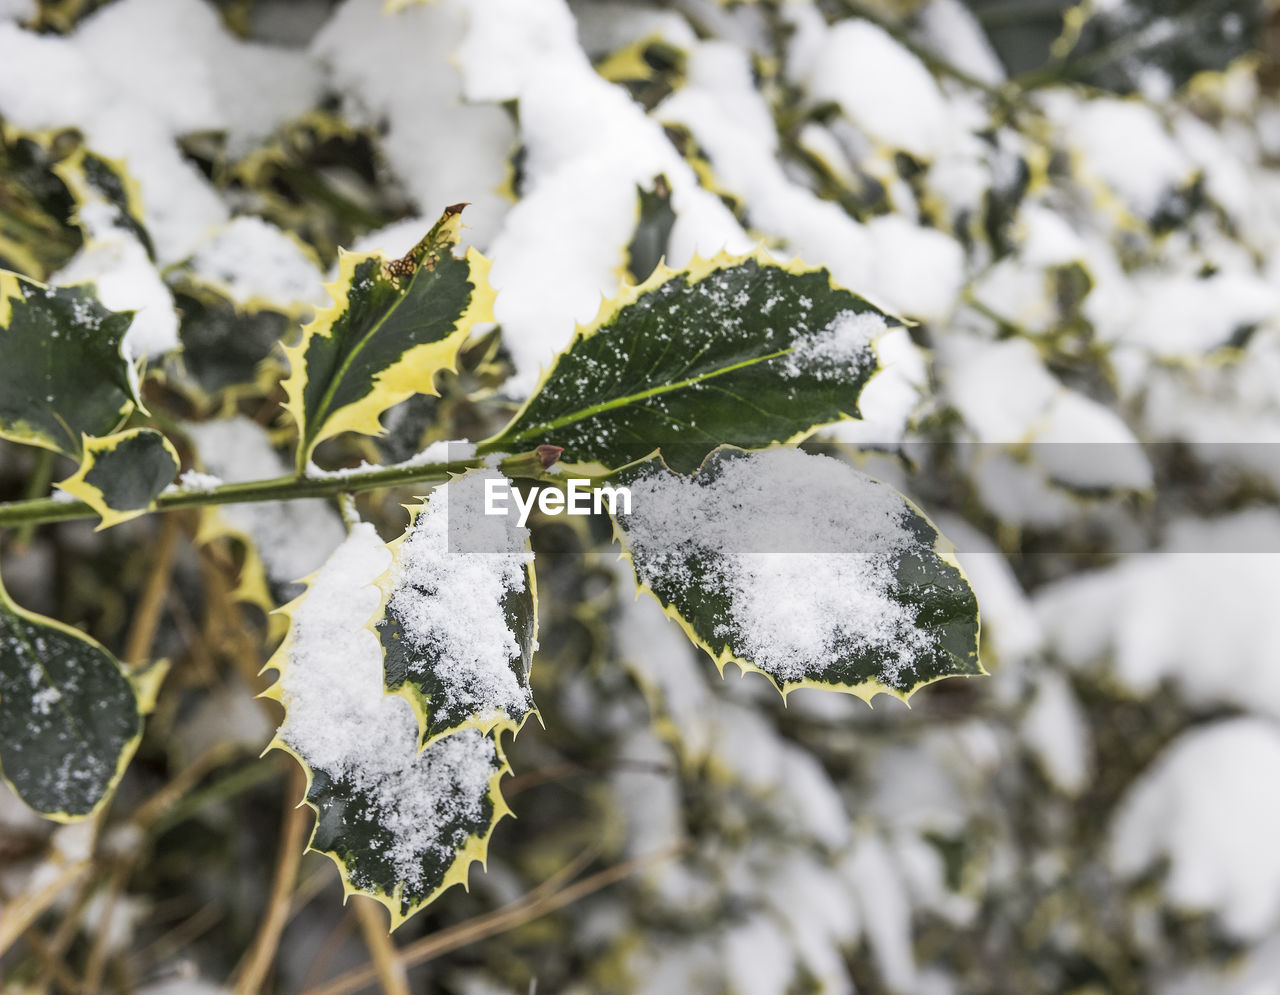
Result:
[0, 0, 1274, 991]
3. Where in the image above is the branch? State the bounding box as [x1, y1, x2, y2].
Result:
[231, 764, 310, 995]
[0, 446, 561, 530]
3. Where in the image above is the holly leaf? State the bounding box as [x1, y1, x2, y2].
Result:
[281, 205, 495, 470]
[485, 251, 891, 474]
[54, 147, 154, 259]
[376, 469, 538, 750]
[0, 125, 84, 279]
[0, 270, 141, 458]
[284, 728, 510, 928]
[171, 279, 293, 399]
[611, 448, 982, 702]
[57, 428, 180, 529]
[0, 575, 141, 821]
[265, 522, 518, 927]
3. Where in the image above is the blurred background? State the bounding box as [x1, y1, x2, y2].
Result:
[2, 0, 1280, 992]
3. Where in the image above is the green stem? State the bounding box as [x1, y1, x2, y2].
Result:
[13, 448, 56, 546]
[0, 455, 492, 529]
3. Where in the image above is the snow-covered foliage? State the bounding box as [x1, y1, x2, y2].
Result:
[0, 0, 1277, 991]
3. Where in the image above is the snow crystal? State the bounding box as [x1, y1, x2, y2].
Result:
[823, 325, 926, 447]
[52, 229, 178, 359]
[172, 470, 222, 494]
[783, 310, 886, 380]
[277, 524, 500, 894]
[31, 685, 61, 716]
[620, 449, 934, 686]
[382, 471, 534, 726]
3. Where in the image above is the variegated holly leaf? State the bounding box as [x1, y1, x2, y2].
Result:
[1003, 0, 1259, 94]
[0, 270, 141, 458]
[171, 279, 293, 398]
[282, 205, 494, 470]
[57, 428, 180, 529]
[265, 522, 519, 927]
[0, 575, 141, 821]
[611, 448, 982, 702]
[0, 125, 83, 279]
[54, 147, 154, 259]
[485, 251, 891, 474]
[376, 469, 538, 750]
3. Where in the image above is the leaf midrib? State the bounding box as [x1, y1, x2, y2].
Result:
[308, 260, 451, 449]
[501, 346, 794, 444]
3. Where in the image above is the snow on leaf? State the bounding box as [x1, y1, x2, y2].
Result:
[1110, 718, 1280, 940]
[264, 523, 514, 928]
[376, 469, 538, 749]
[612, 448, 982, 702]
[0, 269, 141, 458]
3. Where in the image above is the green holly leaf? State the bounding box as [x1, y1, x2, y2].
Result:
[265, 523, 515, 928]
[376, 469, 538, 750]
[0, 575, 141, 821]
[284, 727, 511, 928]
[57, 428, 180, 529]
[485, 251, 891, 474]
[171, 279, 293, 398]
[0, 125, 84, 280]
[611, 447, 982, 702]
[281, 205, 495, 470]
[0, 270, 141, 458]
[55, 147, 154, 259]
